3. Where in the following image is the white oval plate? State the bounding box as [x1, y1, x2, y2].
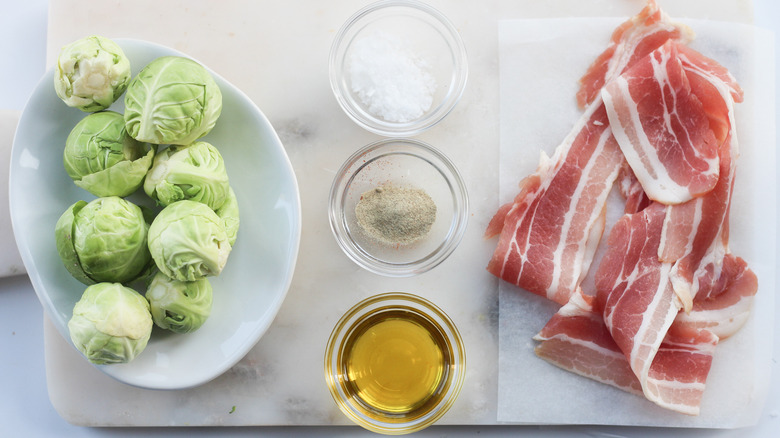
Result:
[9, 39, 301, 389]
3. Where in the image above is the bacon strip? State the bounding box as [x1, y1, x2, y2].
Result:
[674, 254, 757, 339]
[492, 0, 756, 417]
[660, 44, 749, 309]
[602, 41, 720, 205]
[487, 0, 691, 306]
[534, 290, 643, 395]
[576, 0, 693, 108]
[487, 101, 622, 305]
[595, 203, 685, 402]
[588, 41, 754, 414]
[589, 202, 723, 414]
[618, 161, 652, 214]
[534, 289, 718, 415]
[641, 324, 718, 415]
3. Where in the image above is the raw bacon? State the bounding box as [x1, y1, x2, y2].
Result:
[487, 0, 692, 306]
[588, 42, 755, 413]
[576, 0, 693, 108]
[602, 41, 720, 205]
[640, 324, 718, 415]
[677, 44, 744, 104]
[674, 254, 757, 339]
[661, 133, 733, 310]
[660, 46, 749, 309]
[591, 201, 722, 414]
[534, 290, 643, 395]
[535, 289, 719, 415]
[595, 203, 685, 404]
[618, 161, 652, 214]
[486, 101, 623, 305]
[488, 0, 757, 417]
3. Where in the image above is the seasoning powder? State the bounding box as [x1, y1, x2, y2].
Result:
[355, 185, 437, 246]
[348, 31, 437, 123]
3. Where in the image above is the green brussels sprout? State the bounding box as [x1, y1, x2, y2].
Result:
[54, 35, 131, 112]
[68, 282, 153, 364]
[146, 271, 213, 334]
[54, 200, 93, 285]
[55, 197, 152, 284]
[215, 186, 240, 246]
[124, 56, 222, 145]
[148, 200, 231, 282]
[64, 111, 155, 197]
[144, 141, 230, 210]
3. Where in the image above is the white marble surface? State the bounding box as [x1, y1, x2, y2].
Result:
[1, 0, 779, 436]
[43, 0, 501, 427]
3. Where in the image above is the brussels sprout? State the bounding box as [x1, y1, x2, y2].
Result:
[54, 200, 92, 285]
[144, 141, 230, 210]
[124, 56, 222, 145]
[55, 197, 151, 284]
[63, 111, 154, 197]
[146, 271, 213, 334]
[68, 282, 153, 364]
[148, 200, 231, 282]
[54, 35, 131, 112]
[215, 186, 240, 246]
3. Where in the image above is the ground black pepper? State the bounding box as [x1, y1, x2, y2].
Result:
[355, 185, 436, 245]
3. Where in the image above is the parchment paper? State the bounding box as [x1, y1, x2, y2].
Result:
[497, 18, 776, 427]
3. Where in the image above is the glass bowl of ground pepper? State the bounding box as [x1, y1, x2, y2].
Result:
[329, 0, 468, 137]
[328, 138, 468, 277]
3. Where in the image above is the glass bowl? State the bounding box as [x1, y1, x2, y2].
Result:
[324, 292, 466, 435]
[328, 138, 468, 277]
[329, 0, 468, 137]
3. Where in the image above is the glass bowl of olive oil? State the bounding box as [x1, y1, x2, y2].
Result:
[324, 293, 466, 435]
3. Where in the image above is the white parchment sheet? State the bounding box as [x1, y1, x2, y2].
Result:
[496, 18, 776, 427]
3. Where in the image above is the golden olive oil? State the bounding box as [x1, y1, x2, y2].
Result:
[341, 309, 451, 418]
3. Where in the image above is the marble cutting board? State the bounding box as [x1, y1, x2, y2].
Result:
[41, 0, 765, 428]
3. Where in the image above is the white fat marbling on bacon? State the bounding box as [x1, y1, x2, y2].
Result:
[676, 300, 751, 340]
[549, 125, 616, 296]
[674, 254, 757, 339]
[534, 290, 644, 395]
[587, 42, 755, 415]
[596, 204, 688, 410]
[534, 288, 717, 413]
[487, 0, 695, 306]
[590, 200, 720, 415]
[661, 45, 746, 309]
[602, 41, 721, 205]
[577, 0, 694, 108]
[642, 325, 719, 415]
[487, 99, 623, 305]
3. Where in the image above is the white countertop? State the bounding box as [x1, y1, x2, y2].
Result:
[1, 0, 778, 436]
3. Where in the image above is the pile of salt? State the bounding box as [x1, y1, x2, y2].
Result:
[348, 31, 437, 123]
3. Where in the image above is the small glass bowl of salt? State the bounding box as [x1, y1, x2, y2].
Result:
[329, 0, 468, 137]
[328, 138, 469, 277]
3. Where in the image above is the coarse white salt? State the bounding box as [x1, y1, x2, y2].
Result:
[348, 31, 437, 123]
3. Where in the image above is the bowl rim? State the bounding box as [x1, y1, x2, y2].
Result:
[323, 292, 466, 434]
[328, 138, 469, 277]
[328, 0, 469, 137]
